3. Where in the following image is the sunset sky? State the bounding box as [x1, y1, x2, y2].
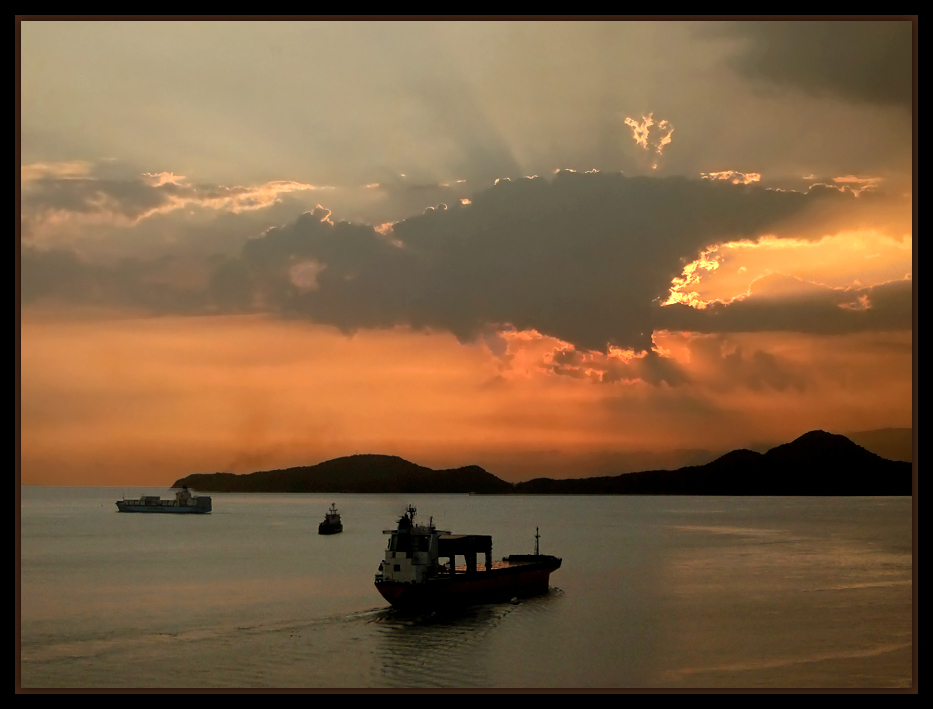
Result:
[19, 20, 915, 486]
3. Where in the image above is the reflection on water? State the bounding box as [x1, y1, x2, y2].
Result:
[667, 640, 912, 683]
[371, 605, 507, 688]
[654, 517, 912, 688]
[368, 589, 565, 688]
[20, 490, 912, 688]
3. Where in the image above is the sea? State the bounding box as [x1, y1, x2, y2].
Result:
[19, 488, 914, 690]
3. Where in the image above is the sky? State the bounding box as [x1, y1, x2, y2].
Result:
[19, 19, 915, 486]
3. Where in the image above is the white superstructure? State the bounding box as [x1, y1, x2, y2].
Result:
[376, 506, 450, 583]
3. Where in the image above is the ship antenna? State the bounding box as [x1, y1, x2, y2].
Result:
[535, 527, 540, 556]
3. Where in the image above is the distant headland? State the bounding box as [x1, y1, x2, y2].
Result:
[173, 430, 913, 496]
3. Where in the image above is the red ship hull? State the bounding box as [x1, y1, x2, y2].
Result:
[375, 556, 561, 610]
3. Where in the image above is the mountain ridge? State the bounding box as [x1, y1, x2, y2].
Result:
[173, 429, 912, 495]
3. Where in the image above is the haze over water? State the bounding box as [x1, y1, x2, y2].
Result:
[20, 488, 912, 689]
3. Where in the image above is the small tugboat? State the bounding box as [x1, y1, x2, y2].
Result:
[374, 505, 561, 610]
[318, 503, 343, 534]
[116, 486, 211, 514]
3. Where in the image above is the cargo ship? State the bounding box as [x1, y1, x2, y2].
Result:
[116, 486, 212, 514]
[374, 505, 561, 610]
[318, 502, 343, 534]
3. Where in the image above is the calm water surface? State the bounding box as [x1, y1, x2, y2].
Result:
[19, 489, 913, 688]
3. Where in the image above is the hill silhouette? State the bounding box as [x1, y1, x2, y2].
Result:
[174, 431, 912, 495]
[173, 454, 513, 494]
[512, 430, 911, 495]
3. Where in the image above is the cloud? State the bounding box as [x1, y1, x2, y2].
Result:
[20, 163, 542, 262]
[546, 346, 691, 387]
[23, 171, 909, 356]
[20, 160, 327, 247]
[658, 274, 913, 335]
[493, 327, 810, 392]
[21, 160, 94, 182]
[233, 171, 903, 352]
[702, 171, 761, 185]
[624, 113, 675, 169]
[674, 333, 810, 393]
[20, 244, 228, 313]
[19, 161, 347, 267]
[719, 20, 913, 109]
[831, 174, 883, 196]
[663, 227, 912, 310]
[625, 115, 654, 150]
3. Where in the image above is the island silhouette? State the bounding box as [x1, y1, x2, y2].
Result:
[173, 430, 912, 496]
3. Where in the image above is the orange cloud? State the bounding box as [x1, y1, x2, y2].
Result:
[664, 247, 724, 308]
[21, 308, 912, 485]
[485, 328, 682, 387]
[624, 114, 654, 149]
[666, 230, 912, 308]
[624, 113, 675, 162]
[138, 180, 330, 221]
[142, 172, 187, 187]
[21, 160, 93, 183]
[832, 175, 882, 196]
[701, 171, 762, 185]
[657, 120, 674, 153]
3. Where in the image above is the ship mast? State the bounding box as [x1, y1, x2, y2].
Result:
[535, 527, 540, 556]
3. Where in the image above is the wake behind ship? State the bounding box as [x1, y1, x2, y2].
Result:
[116, 486, 212, 513]
[374, 505, 561, 610]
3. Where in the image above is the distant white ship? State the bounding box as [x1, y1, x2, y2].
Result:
[116, 486, 212, 513]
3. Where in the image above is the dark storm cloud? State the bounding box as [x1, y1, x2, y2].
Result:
[236, 172, 895, 352]
[720, 20, 913, 108]
[24, 172, 908, 353]
[245, 173, 798, 350]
